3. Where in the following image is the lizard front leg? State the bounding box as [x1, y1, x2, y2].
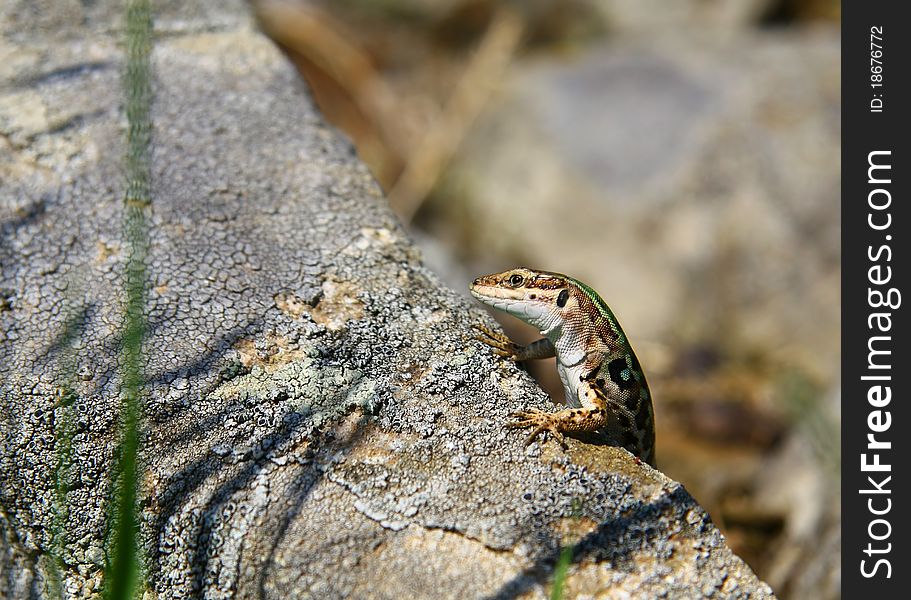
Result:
[506, 380, 609, 449]
[473, 324, 556, 361]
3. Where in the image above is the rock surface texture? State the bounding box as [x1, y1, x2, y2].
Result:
[0, 3, 776, 598]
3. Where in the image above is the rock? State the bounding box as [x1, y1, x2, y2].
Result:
[0, 2, 775, 598]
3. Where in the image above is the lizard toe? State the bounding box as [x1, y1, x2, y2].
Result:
[523, 425, 547, 445]
[509, 409, 549, 421]
[551, 429, 568, 450]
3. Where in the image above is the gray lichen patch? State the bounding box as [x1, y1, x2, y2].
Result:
[211, 356, 379, 429]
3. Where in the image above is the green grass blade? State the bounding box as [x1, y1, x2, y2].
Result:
[103, 1, 153, 598]
[550, 545, 574, 600]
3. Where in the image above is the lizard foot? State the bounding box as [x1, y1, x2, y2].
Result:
[506, 409, 567, 449]
[473, 324, 521, 360]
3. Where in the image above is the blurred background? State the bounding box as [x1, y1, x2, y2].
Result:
[251, 0, 840, 597]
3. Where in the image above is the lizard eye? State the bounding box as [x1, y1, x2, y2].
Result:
[508, 274, 524, 286]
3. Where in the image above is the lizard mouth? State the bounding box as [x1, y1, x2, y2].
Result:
[469, 281, 528, 318]
[469, 280, 522, 302]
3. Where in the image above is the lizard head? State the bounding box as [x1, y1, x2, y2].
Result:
[469, 267, 575, 332]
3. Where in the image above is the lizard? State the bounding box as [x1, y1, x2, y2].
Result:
[469, 267, 657, 467]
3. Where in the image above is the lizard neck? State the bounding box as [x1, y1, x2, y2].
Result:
[542, 315, 588, 368]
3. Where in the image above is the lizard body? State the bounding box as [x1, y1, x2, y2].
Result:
[470, 267, 657, 467]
